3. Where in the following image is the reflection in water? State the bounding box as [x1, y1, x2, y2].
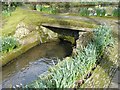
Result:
[2, 40, 72, 88]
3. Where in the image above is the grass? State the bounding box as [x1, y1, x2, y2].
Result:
[1, 7, 97, 37]
[2, 8, 27, 36]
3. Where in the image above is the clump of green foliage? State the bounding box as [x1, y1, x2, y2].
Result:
[95, 8, 106, 16]
[24, 25, 113, 88]
[79, 7, 106, 17]
[79, 8, 90, 16]
[79, 7, 120, 17]
[36, 4, 57, 14]
[93, 25, 113, 57]
[112, 8, 120, 17]
[2, 2, 23, 16]
[0, 37, 20, 53]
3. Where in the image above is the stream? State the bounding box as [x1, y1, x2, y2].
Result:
[1, 40, 73, 88]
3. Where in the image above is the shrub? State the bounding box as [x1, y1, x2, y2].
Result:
[0, 37, 20, 53]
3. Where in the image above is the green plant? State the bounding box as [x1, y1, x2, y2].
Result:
[95, 8, 106, 16]
[79, 7, 106, 17]
[2, 2, 23, 16]
[36, 5, 57, 14]
[36, 4, 42, 11]
[79, 7, 90, 16]
[2, 10, 11, 17]
[112, 8, 120, 17]
[0, 37, 20, 53]
[93, 25, 113, 57]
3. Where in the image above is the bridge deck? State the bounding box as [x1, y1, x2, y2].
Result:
[42, 23, 92, 32]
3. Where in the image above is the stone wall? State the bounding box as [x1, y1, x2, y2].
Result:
[72, 30, 93, 55]
[39, 26, 58, 43]
[76, 31, 93, 49]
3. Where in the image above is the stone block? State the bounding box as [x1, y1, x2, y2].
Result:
[76, 31, 93, 49]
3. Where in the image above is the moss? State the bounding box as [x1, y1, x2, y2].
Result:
[2, 8, 27, 36]
[1, 8, 97, 37]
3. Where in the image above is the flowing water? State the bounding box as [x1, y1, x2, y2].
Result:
[1, 40, 73, 88]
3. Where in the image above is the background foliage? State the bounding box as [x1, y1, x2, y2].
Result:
[2, 2, 23, 16]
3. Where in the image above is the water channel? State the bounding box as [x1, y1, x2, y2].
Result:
[1, 40, 73, 88]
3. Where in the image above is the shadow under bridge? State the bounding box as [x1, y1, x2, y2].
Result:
[41, 23, 90, 45]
